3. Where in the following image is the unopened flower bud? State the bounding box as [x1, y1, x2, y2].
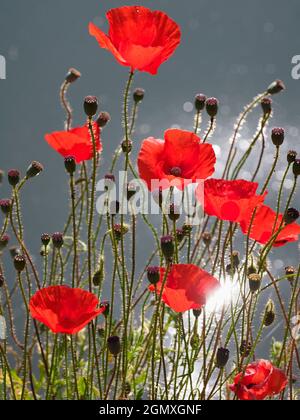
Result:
[52, 232, 64, 249]
[248, 273, 261, 293]
[100, 301, 110, 318]
[64, 156, 76, 175]
[161, 235, 174, 259]
[267, 79, 285, 95]
[14, 254, 26, 272]
[202, 232, 212, 245]
[264, 299, 275, 327]
[41, 233, 51, 247]
[261, 97, 272, 114]
[195, 94, 207, 111]
[240, 340, 252, 357]
[182, 223, 193, 236]
[226, 263, 236, 275]
[84, 96, 98, 118]
[26, 161, 44, 179]
[96, 111, 111, 128]
[113, 224, 129, 241]
[176, 228, 185, 243]
[232, 251, 240, 268]
[293, 159, 300, 177]
[216, 347, 230, 368]
[0, 274, 4, 287]
[147, 266, 160, 285]
[284, 208, 299, 225]
[133, 88, 145, 103]
[107, 336, 121, 356]
[271, 128, 284, 147]
[0, 235, 10, 251]
[65, 68, 81, 84]
[247, 264, 257, 276]
[206, 97, 219, 118]
[285, 266, 295, 284]
[8, 169, 20, 187]
[121, 140, 133, 154]
[168, 204, 181, 222]
[0, 199, 12, 215]
[287, 150, 297, 164]
[190, 333, 200, 349]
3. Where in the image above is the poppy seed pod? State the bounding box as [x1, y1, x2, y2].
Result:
[100, 301, 110, 318]
[65, 68, 81, 84]
[133, 88, 145, 103]
[41, 233, 51, 247]
[0, 199, 12, 215]
[121, 140, 133, 154]
[284, 208, 299, 225]
[64, 156, 76, 175]
[161, 235, 174, 259]
[14, 254, 26, 272]
[176, 228, 185, 243]
[96, 111, 111, 128]
[107, 336, 121, 357]
[195, 93, 207, 111]
[8, 169, 20, 187]
[206, 97, 219, 118]
[264, 299, 275, 327]
[248, 273, 261, 293]
[0, 274, 4, 288]
[147, 266, 160, 285]
[192, 308, 202, 318]
[293, 159, 300, 177]
[84, 96, 98, 118]
[261, 97, 272, 114]
[26, 161, 44, 179]
[287, 150, 297, 164]
[271, 128, 285, 147]
[0, 234, 10, 251]
[52, 232, 64, 249]
[216, 347, 230, 368]
[267, 79, 285, 95]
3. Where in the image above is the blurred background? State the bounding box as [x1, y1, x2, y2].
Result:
[0, 0, 299, 355]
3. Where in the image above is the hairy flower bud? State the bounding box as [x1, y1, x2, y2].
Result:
[0, 234, 10, 251]
[84, 96, 98, 118]
[107, 336, 121, 357]
[65, 68, 81, 84]
[96, 111, 111, 128]
[176, 228, 185, 243]
[287, 150, 297, 164]
[121, 140, 133, 154]
[248, 273, 261, 293]
[0, 199, 12, 215]
[26, 161, 44, 179]
[271, 128, 285, 147]
[133, 88, 145, 103]
[147, 266, 160, 285]
[8, 169, 20, 187]
[261, 97, 272, 114]
[14, 254, 26, 272]
[161, 235, 174, 259]
[41, 233, 51, 247]
[52, 232, 64, 249]
[190, 333, 200, 349]
[216, 347, 230, 368]
[293, 159, 300, 177]
[206, 97, 219, 118]
[267, 79, 285, 95]
[113, 224, 129, 241]
[264, 299, 275, 327]
[195, 93, 207, 112]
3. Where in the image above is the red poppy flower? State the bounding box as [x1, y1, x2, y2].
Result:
[197, 179, 267, 223]
[138, 129, 216, 191]
[149, 264, 219, 313]
[45, 122, 101, 163]
[89, 6, 181, 75]
[29, 286, 105, 334]
[240, 204, 300, 247]
[229, 359, 287, 400]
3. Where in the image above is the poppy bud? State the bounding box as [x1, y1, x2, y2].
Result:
[287, 150, 297, 164]
[190, 333, 200, 349]
[264, 299, 275, 327]
[41, 233, 51, 247]
[26, 161, 44, 179]
[64, 156, 76, 175]
[0, 234, 10, 251]
[232, 251, 240, 268]
[96, 111, 111, 128]
[271, 128, 285, 147]
[202, 232, 212, 245]
[176, 228, 185, 243]
[133, 88, 145, 103]
[248, 273, 261, 293]
[52, 232, 64, 249]
[161, 235, 174, 259]
[216, 347, 230, 368]
[247, 264, 257, 276]
[8, 169, 20, 187]
[293, 159, 300, 177]
[206, 97, 219, 118]
[195, 93, 207, 111]
[14, 254, 26, 272]
[84, 96, 98, 118]
[284, 208, 299, 225]
[192, 308, 202, 318]
[100, 301, 110, 318]
[147, 266, 160, 285]
[65, 68, 81, 84]
[0, 199, 12, 215]
[0, 170, 4, 184]
[107, 336, 121, 356]
[182, 223, 193, 236]
[0, 274, 4, 288]
[93, 270, 103, 287]
[121, 140, 133, 154]
[261, 97, 272, 114]
[9, 246, 20, 259]
[240, 340, 252, 357]
[267, 79, 285, 95]
[127, 182, 137, 201]
[113, 224, 129, 241]
[168, 203, 180, 222]
[226, 263, 236, 275]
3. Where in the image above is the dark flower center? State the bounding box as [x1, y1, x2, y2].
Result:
[170, 167, 182, 177]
